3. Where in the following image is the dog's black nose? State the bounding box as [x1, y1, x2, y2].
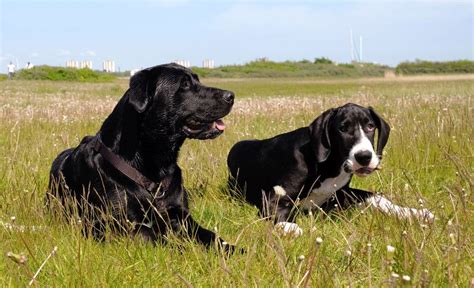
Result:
[223, 91, 234, 104]
[354, 150, 372, 166]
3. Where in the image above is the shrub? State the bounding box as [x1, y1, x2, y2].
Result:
[193, 59, 389, 78]
[396, 60, 474, 75]
[15, 65, 116, 82]
[314, 57, 334, 65]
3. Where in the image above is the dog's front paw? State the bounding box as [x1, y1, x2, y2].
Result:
[219, 241, 245, 255]
[274, 222, 303, 238]
[416, 208, 435, 224]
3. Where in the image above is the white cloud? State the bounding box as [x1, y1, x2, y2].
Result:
[148, 0, 191, 7]
[213, 4, 321, 34]
[81, 50, 97, 57]
[58, 49, 71, 56]
[0, 53, 15, 62]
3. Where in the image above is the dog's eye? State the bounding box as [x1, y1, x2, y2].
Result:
[367, 123, 375, 132]
[339, 125, 349, 133]
[182, 79, 191, 89]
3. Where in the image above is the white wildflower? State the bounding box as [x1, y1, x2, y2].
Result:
[273, 185, 286, 197]
[386, 245, 395, 261]
[387, 245, 395, 253]
[449, 233, 456, 245]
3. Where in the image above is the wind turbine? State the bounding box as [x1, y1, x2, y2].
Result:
[350, 28, 363, 63]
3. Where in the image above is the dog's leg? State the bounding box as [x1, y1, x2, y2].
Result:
[168, 207, 237, 253]
[267, 193, 303, 237]
[186, 215, 239, 253]
[365, 194, 435, 223]
[321, 187, 373, 211]
[332, 188, 434, 223]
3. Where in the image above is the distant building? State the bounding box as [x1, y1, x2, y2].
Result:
[202, 59, 214, 69]
[173, 60, 191, 68]
[103, 60, 116, 73]
[81, 61, 93, 69]
[66, 60, 80, 68]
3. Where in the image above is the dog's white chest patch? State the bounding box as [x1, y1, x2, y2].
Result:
[300, 171, 351, 210]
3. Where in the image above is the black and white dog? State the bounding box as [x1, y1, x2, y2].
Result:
[47, 63, 237, 251]
[228, 103, 434, 236]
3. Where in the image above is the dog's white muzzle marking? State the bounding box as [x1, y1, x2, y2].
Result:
[348, 126, 379, 171]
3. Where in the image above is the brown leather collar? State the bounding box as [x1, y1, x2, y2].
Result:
[93, 137, 163, 196]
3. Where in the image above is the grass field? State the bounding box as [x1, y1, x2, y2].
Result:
[0, 75, 473, 286]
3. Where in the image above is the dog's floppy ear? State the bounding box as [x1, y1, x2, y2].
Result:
[128, 69, 153, 113]
[369, 106, 390, 159]
[309, 108, 335, 163]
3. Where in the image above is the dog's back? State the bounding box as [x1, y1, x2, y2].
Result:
[227, 127, 311, 209]
[46, 135, 96, 210]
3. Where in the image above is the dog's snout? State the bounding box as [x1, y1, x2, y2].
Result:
[354, 150, 372, 166]
[222, 91, 234, 104]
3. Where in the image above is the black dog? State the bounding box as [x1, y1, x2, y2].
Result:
[47, 63, 236, 250]
[228, 103, 433, 235]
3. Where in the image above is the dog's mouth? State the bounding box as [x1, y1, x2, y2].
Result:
[343, 159, 378, 177]
[183, 119, 226, 139]
[354, 167, 376, 177]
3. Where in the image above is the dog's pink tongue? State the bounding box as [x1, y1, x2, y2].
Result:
[214, 119, 226, 131]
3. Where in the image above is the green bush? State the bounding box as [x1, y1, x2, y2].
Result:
[193, 59, 389, 78]
[314, 57, 334, 65]
[0, 74, 7, 81]
[15, 65, 116, 82]
[396, 60, 474, 75]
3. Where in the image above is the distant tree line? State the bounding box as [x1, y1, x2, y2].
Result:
[1, 59, 473, 81]
[395, 60, 474, 75]
[192, 58, 389, 78]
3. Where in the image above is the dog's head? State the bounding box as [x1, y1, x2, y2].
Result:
[309, 103, 390, 177]
[126, 63, 234, 140]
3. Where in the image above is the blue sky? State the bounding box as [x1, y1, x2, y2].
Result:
[1, 0, 472, 71]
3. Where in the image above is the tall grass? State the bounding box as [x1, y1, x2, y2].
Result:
[0, 75, 472, 286]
